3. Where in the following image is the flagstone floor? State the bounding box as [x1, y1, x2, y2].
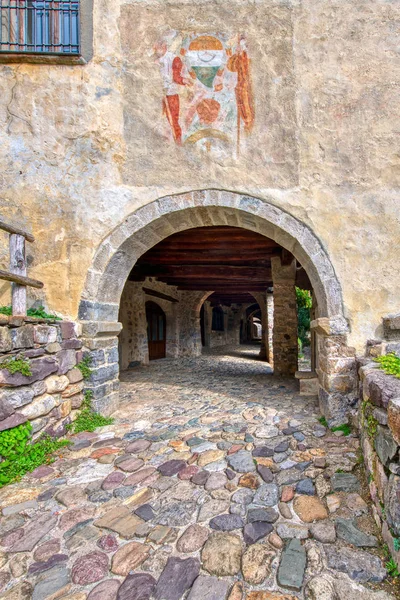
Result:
[0, 345, 398, 600]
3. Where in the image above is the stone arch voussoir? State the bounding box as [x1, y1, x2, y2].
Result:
[79, 190, 354, 424]
[79, 190, 346, 329]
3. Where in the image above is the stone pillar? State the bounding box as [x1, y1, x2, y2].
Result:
[312, 317, 357, 425]
[80, 321, 122, 416]
[177, 291, 204, 357]
[271, 257, 298, 376]
[118, 281, 149, 369]
[250, 293, 268, 362]
[267, 293, 274, 365]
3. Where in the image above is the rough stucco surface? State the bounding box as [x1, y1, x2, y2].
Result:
[0, 0, 399, 353]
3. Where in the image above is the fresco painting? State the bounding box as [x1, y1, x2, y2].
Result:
[155, 32, 255, 156]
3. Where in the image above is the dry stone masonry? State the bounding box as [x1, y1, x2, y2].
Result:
[0, 316, 84, 438]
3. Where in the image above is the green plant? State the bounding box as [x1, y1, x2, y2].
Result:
[361, 400, 379, 439]
[0, 357, 32, 377]
[356, 448, 364, 465]
[27, 306, 61, 320]
[296, 287, 312, 348]
[394, 538, 400, 552]
[386, 557, 400, 578]
[331, 423, 351, 436]
[0, 305, 60, 320]
[76, 356, 93, 380]
[67, 390, 114, 434]
[369, 473, 374, 484]
[0, 423, 70, 488]
[0, 421, 32, 458]
[336, 469, 345, 474]
[375, 353, 400, 379]
[318, 416, 328, 427]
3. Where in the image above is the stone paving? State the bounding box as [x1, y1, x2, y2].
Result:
[0, 345, 398, 600]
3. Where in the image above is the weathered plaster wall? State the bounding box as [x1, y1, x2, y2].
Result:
[0, 0, 399, 353]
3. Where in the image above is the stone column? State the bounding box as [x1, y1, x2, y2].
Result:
[267, 293, 274, 365]
[118, 281, 149, 368]
[177, 291, 204, 357]
[312, 317, 357, 425]
[80, 321, 122, 416]
[271, 257, 298, 376]
[250, 293, 268, 361]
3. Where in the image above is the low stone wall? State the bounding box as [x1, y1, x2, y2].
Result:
[0, 316, 84, 439]
[356, 356, 400, 566]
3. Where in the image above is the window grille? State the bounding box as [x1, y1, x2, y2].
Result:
[0, 0, 79, 54]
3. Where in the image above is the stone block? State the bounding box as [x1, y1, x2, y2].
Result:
[45, 375, 69, 394]
[0, 397, 14, 420]
[57, 349, 77, 375]
[90, 363, 119, 384]
[0, 356, 57, 387]
[387, 343, 400, 358]
[299, 378, 319, 396]
[323, 373, 357, 394]
[388, 398, 400, 445]
[384, 475, 400, 536]
[366, 370, 400, 409]
[71, 393, 84, 409]
[20, 393, 61, 420]
[383, 314, 400, 341]
[60, 321, 81, 340]
[45, 342, 62, 354]
[91, 391, 119, 416]
[0, 328, 12, 353]
[373, 407, 388, 426]
[318, 388, 355, 426]
[0, 413, 28, 432]
[23, 349, 45, 358]
[62, 381, 84, 398]
[31, 417, 49, 434]
[67, 368, 83, 384]
[0, 386, 32, 410]
[89, 349, 106, 367]
[11, 325, 34, 350]
[61, 339, 82, 350]
[59, 399, 72, 418]
[105, 346, 119, 364]
[374, 425, 398, 466]
[80, 319, 122, 337]
[33, 325, 57, 345]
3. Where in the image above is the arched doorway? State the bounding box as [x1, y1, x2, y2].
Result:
[146, 301, 166, 360]
[79, 190, 354, 424]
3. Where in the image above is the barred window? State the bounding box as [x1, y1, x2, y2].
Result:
[0, 1, 79, 55]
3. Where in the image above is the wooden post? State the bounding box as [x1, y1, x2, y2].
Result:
[9, 233, 27, 317]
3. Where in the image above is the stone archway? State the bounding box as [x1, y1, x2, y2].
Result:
[78, 190, 355, 424]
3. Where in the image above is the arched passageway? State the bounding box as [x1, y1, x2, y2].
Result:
[79, 190, 356, 425]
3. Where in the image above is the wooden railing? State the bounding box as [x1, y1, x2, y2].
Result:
[0, 219, 43, 316]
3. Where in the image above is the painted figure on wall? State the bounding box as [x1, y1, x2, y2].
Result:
[155, 31, 254, 156]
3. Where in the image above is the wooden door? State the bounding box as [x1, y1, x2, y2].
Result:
[146, 301, 166, 360]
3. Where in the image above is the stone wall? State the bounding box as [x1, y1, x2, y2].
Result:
[0, 317, 84, 440]
[209, 305, 241, 349]
[0, 0, 399, 355]
[118, 279, 209, 367]
[357, 359, 400, 568]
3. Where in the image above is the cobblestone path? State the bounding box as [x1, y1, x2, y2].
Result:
[0, 345, 397, 599]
